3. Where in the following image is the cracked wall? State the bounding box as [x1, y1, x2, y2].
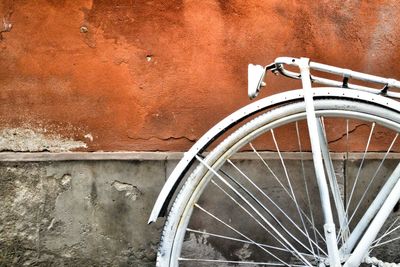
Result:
[1, 1, 400, 151]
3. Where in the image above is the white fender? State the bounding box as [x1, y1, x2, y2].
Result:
[148, 88, 400, 223]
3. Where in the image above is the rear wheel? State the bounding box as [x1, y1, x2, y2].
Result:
[158, 98, 400, 266]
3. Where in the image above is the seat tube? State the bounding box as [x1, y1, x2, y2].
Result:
[299, 58, 342, 266]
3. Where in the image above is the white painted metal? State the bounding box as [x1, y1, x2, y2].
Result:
[248, 64, 267, 99]
[273, 57, 400, 99]
[148, 88, 400, 223]
[150, 57, 400, 223]
[340, 163, 400, 255]
[317, 119, 349, 243]
[299, 57, 341, 266]
[344, 167, 400, 267]
[196, 155, 313, 266]
[157, 99, 400, 267]
[152, 56, 400, 266]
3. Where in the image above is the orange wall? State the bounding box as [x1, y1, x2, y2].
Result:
[1, 0, 400, 151]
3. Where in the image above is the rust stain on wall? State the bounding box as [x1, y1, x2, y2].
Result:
[1, 1, 400, 151]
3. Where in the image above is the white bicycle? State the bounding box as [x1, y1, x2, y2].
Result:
[149, 57, 400, 266]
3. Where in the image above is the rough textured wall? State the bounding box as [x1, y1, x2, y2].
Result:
[1, 1, 400, 151]
[1, 158, 399, 265]
[0, 160, 167, 266]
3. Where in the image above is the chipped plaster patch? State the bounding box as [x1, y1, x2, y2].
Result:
[181, 233, 228, 265]
[0, 128, 87, 152]
[234, 243, 252, 261]
[84, 133, 93, 142]
[111, 180, 142, 201]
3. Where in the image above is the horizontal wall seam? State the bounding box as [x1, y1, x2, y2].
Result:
[0, 152, 399, 162]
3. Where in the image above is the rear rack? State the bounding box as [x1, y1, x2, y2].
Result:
[268, 57, 400, 99]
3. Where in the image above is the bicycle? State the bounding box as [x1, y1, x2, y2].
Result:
[149, 57, 400, 266]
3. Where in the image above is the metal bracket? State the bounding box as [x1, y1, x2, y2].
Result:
[380, 84, 389, 95]
[341, 70, 352, 89]
[342, 76, 349, 88]
[380, 78, 396, 95]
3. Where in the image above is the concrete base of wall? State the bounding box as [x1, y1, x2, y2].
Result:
[0, 158, 174, 266]
[0, 152, 399, 265]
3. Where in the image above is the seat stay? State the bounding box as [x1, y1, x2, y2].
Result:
[299, 58, 341, 266]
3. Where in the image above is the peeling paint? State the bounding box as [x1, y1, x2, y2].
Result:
[0, 128, 87, 152]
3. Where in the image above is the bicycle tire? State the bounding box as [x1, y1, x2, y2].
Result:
[158, 96, 400, 266]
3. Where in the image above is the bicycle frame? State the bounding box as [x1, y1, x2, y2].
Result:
[268, 57, 400, 267]
[275, 57, 400, 266]
[298, 57, 341, 266]
[150, 56, 400, 266]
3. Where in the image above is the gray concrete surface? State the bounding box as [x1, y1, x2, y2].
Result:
[0, 160, 170, 266]
[0, 154, 399, 266]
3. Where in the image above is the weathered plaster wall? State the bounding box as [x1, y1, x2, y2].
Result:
[1, 158, 399, 265]
[1, 1, 400, 151]
[0, 160, 168, 266]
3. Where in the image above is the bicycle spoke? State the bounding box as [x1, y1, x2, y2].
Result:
[219, 167, 324, 257]
[226, 158, 326, 257]
[370, 216, 400, 252]
[346, 122, 376, 214]
[347, 133, 399, 227]
[370, 235, 400, 249]
[270, 129, 312, 248]
[209, 178, 317, 265]
[195, 155, 315, 266]
[372, 216, 400, 247]
[209, 180, 313, 264]
[249, 142, 326, 243]
[178, 257, 305, 266]
[194, 202, 291, 266]
[270, 129, 302, 208]
[249, 142, 291, 196]
[296, 121, 322, 260]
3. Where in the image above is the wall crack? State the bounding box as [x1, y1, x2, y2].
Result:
[327, 123, 368, 145]
[127, 135, 196, 143]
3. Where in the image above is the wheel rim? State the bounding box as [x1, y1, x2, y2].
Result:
[164, 100, 400, 266]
